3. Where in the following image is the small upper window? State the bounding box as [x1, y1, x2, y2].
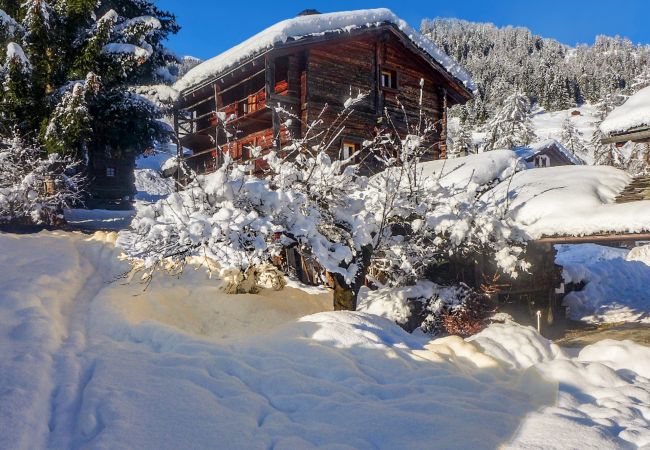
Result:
[106, 167, 116, 177]
[341, 141, 359, 161]
[534, 155, 551, 168]
[381, 69, 397, 90]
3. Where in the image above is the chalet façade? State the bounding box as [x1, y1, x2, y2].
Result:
[172, 9, 474, 176]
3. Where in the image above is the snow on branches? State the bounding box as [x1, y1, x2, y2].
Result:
[119, 90, 529, 309]
[483, 91, 536, 151]
[0, 136, 84, 225]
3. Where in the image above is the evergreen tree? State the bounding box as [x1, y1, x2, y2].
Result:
[560, 117, 587, 161]
[1, 42, 32, 133]
[455, 119, 474, 155]
[0, 1, 179, 175]
[591, 125, 622, 168]
[483, 92, 536, 151]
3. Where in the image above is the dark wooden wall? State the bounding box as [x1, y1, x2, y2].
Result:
[303, 32, 449, 172]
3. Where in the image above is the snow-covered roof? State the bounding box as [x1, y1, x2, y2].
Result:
[418, 150, 519, 191]
[174, 8, 474, 94]
[514, 139, 582, 165]
[600, 86, 650, 135]
[483, 165, 650, 239]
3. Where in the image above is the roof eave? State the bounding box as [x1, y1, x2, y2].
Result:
[602, 127, 650, 144]
[177, 22, 473, 103]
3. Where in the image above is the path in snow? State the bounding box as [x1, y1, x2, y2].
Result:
[1, 232, 650, 449]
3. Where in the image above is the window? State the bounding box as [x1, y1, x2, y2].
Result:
[534, 155, 551, 168]
[381, 69, 397, 90]
[341, 141, 359, 161]
[106, 167, 116, 177]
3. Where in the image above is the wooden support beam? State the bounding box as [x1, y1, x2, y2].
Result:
[602, 128, 650, 144]
[536, 233, 650, 244]
[266, 56, 281, 149]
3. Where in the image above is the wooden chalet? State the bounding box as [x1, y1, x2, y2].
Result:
[172, 9, 473, 176]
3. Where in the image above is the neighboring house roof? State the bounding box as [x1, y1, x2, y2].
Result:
[601, 86, 650, 143]
[173, 8, 474, 97]
[482, 165, 650, 241]
[514, 139, 583, 165]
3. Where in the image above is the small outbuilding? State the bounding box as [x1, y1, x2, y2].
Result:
[514, 139, 582, 168]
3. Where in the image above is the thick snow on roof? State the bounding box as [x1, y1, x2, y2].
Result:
[174, 8, 473, 93]
[484, 165, 650, 239]
[600, 85, 650, 135]
[514, 139, 583, 165]
[418, 150, 520, 191]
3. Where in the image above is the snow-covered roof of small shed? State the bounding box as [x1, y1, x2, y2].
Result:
[514, 139, 582, 165]
[173, 8, 474, 94]
[600, 86, 650, 135]
[483, 166, 650, 240]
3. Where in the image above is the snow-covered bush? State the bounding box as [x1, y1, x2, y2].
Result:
[0, 136, 84, 225]
[358, 281, 494, 336]
[119, 90, 529, 310]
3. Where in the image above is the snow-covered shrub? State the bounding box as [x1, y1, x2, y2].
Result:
[0, 136, 84, 225]
[119, 89, 529, 308]
[358, 281, 494, 336]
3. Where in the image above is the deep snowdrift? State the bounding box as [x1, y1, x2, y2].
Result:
[557, 243, 650, 323]
[1, 232, 650, 449]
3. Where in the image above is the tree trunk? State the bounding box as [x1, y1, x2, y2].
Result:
[331, 244, 374, 311]
[332, 276, 356, 311]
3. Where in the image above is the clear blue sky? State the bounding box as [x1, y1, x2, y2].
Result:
[156, 0, 649, 60]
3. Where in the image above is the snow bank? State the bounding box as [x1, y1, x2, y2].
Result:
[2, 232, 650, 448]
[627, 244, 650, 266]
[556, 244, 650, 324]
[601, 85, 650, 135]
[174, 8, 473, 93]
[470, 323, 567, 369]
[484, 165, 650, 239]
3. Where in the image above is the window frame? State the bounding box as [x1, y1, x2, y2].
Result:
[534, 154, 551, 168]
[106, 167, 116, 178]
[341, 140, 360, 162]
[380, 66, 399, 91]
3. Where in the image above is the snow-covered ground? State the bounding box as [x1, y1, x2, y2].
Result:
[2, 231, 650, 449]
[557, 243, 650, 324]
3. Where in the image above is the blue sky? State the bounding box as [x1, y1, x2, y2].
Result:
[156, 0, 648, 60]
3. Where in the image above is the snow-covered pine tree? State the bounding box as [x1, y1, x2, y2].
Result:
[453, 119, 474, 156]
[591, 125, 623, 168]
[483, 91, 536, 151]
[1, 42, 32, 134]
[626, 143, 650, 176]
[560, 117, 587, 161]
[0, 1, 180, 210]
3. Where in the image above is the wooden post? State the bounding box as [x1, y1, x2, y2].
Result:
[440, 88, 448, 160]
[266, 55, 281, 150]
[214, 82, 223, 168]
[173, 107, 182, 190]
[375, 38, 385, 115]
